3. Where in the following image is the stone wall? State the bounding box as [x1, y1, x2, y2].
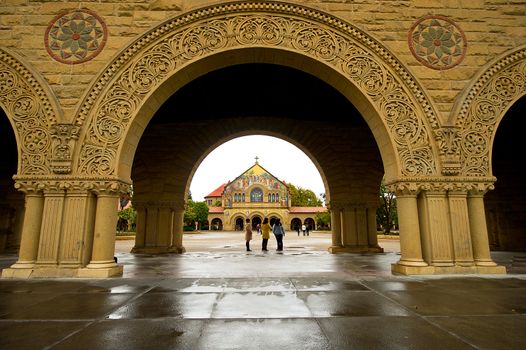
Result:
[0, 0, 524, 122]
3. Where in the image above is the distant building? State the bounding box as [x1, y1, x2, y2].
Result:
[205, 160, 326, 231]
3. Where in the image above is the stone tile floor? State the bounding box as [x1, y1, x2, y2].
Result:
[0, 234, 525, 349]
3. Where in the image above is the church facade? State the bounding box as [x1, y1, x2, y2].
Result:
[204, 161, 326, 232]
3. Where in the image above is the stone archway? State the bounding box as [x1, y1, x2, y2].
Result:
[72, 1, 439, 181]
[451, 45, 526, 178]
[0, 47, 62, 176]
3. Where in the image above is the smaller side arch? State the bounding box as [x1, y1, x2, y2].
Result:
[450, 45, 526, 177]
[0, 47, 64, 175]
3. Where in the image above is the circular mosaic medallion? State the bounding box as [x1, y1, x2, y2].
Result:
[408, 15, 467, 70]
[44, 8, 107, 65]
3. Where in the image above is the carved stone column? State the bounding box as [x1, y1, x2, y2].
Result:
[390, 184, 430, 275]
[36, 182, 66, 267]
[79, 182, 124, 277]
[132, 203, 146, 252]
[4, 182, 45, 277]
[59, 183, 96, 268]
[170, 206, 186, 253]
[467, 186, 505, 273]
[367, 205, 383, 252]
[448, 190, 475, 266]
[420, 190, 454, 267]
[327, 202, 343, 253]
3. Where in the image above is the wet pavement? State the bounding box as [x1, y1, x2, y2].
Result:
[1, 232, 526, 349]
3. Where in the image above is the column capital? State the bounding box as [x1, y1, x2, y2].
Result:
[13, 176, 132, 196]
[386, 177, 496, 196]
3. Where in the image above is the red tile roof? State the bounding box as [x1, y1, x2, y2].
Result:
[205, 183, 226, 198]
[288, 207, 327, 213]
[208, 206, 224, 213]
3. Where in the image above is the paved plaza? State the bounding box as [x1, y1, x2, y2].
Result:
[1, 232, 525, 349]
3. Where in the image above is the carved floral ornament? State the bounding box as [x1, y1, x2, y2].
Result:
[75, 2, 439, 178]
[0, 48, 56, 175]
[408, 15, 467, 70]
[44, 8, 107, 65]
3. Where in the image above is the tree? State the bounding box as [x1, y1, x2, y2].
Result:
[288, 183, 323, 206]
[117, 207, 136, 232]
[376, 180, 398, 234]
[315, 211, 331, 230]
[184, 200, 209, 230]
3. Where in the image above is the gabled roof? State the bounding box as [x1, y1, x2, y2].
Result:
[226, 161, 288, 190]
[205, 183, 226, 198]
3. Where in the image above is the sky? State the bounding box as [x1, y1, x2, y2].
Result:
[190, 135, 325, 202]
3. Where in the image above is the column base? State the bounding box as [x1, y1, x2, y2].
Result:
[328, 245, 383, 253]
[78, 265, 123, 278]
[2, 266, 81, 278]
[169, 246, 186, 254]
[392, 262, 507, 275]
[2, 267, 34, 278]
[131, 246, 184, 254]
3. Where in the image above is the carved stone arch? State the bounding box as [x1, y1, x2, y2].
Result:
[451, 45, 526, 177]
[73, 1, 440, 180]
[0, 48, 62, 175]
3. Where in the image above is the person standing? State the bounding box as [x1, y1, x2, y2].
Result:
[272, 218, 285, 251]
[245, 218, 253, 251]
[301, 223, 306, 236]
[261, 218, 271, 251]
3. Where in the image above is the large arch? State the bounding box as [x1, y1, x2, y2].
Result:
[72, 1, 440, 182]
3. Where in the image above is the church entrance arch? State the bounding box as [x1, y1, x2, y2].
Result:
[234, 217, 245, 231]
[251, 216, 262, 230]
[211, 218, 223, 231]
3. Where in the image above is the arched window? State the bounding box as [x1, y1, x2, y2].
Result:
[268, 194, 271, 202]
[271, 194, 275, 202]
[242, 193, 245, 202]
[276, 193, 279, 202]
[250, 188, 263, 202]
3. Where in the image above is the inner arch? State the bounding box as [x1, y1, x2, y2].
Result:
[117, 48, 399, 183]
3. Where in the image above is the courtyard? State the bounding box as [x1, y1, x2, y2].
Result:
[1, 232, 525, 349]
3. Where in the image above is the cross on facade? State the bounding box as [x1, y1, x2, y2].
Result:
[255, 156, 259, 163]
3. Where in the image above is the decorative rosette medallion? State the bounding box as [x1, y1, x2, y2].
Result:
[408, 15, 467, 70]
[44, 8, 107, 64]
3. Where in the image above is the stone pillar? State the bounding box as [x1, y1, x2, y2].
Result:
[355, 207, 369, 247]
[367, 205, 383, 252]
[391, 188, 429, 274]
[341, 207, 356, 247]
[328, 203, 343, 253]
[79, 187, 123, 277]
[422, 191, 454, 267]
[59, 186, 96, 268]
[157, 206, 172, 248]
[467, 189, 499, 267]
[7, 188, 44, 274]
[448, 191, 474, 266]
[132, 204, 146, 252]
[36, 183, 66, 267]
[171, 207, 185, 253]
